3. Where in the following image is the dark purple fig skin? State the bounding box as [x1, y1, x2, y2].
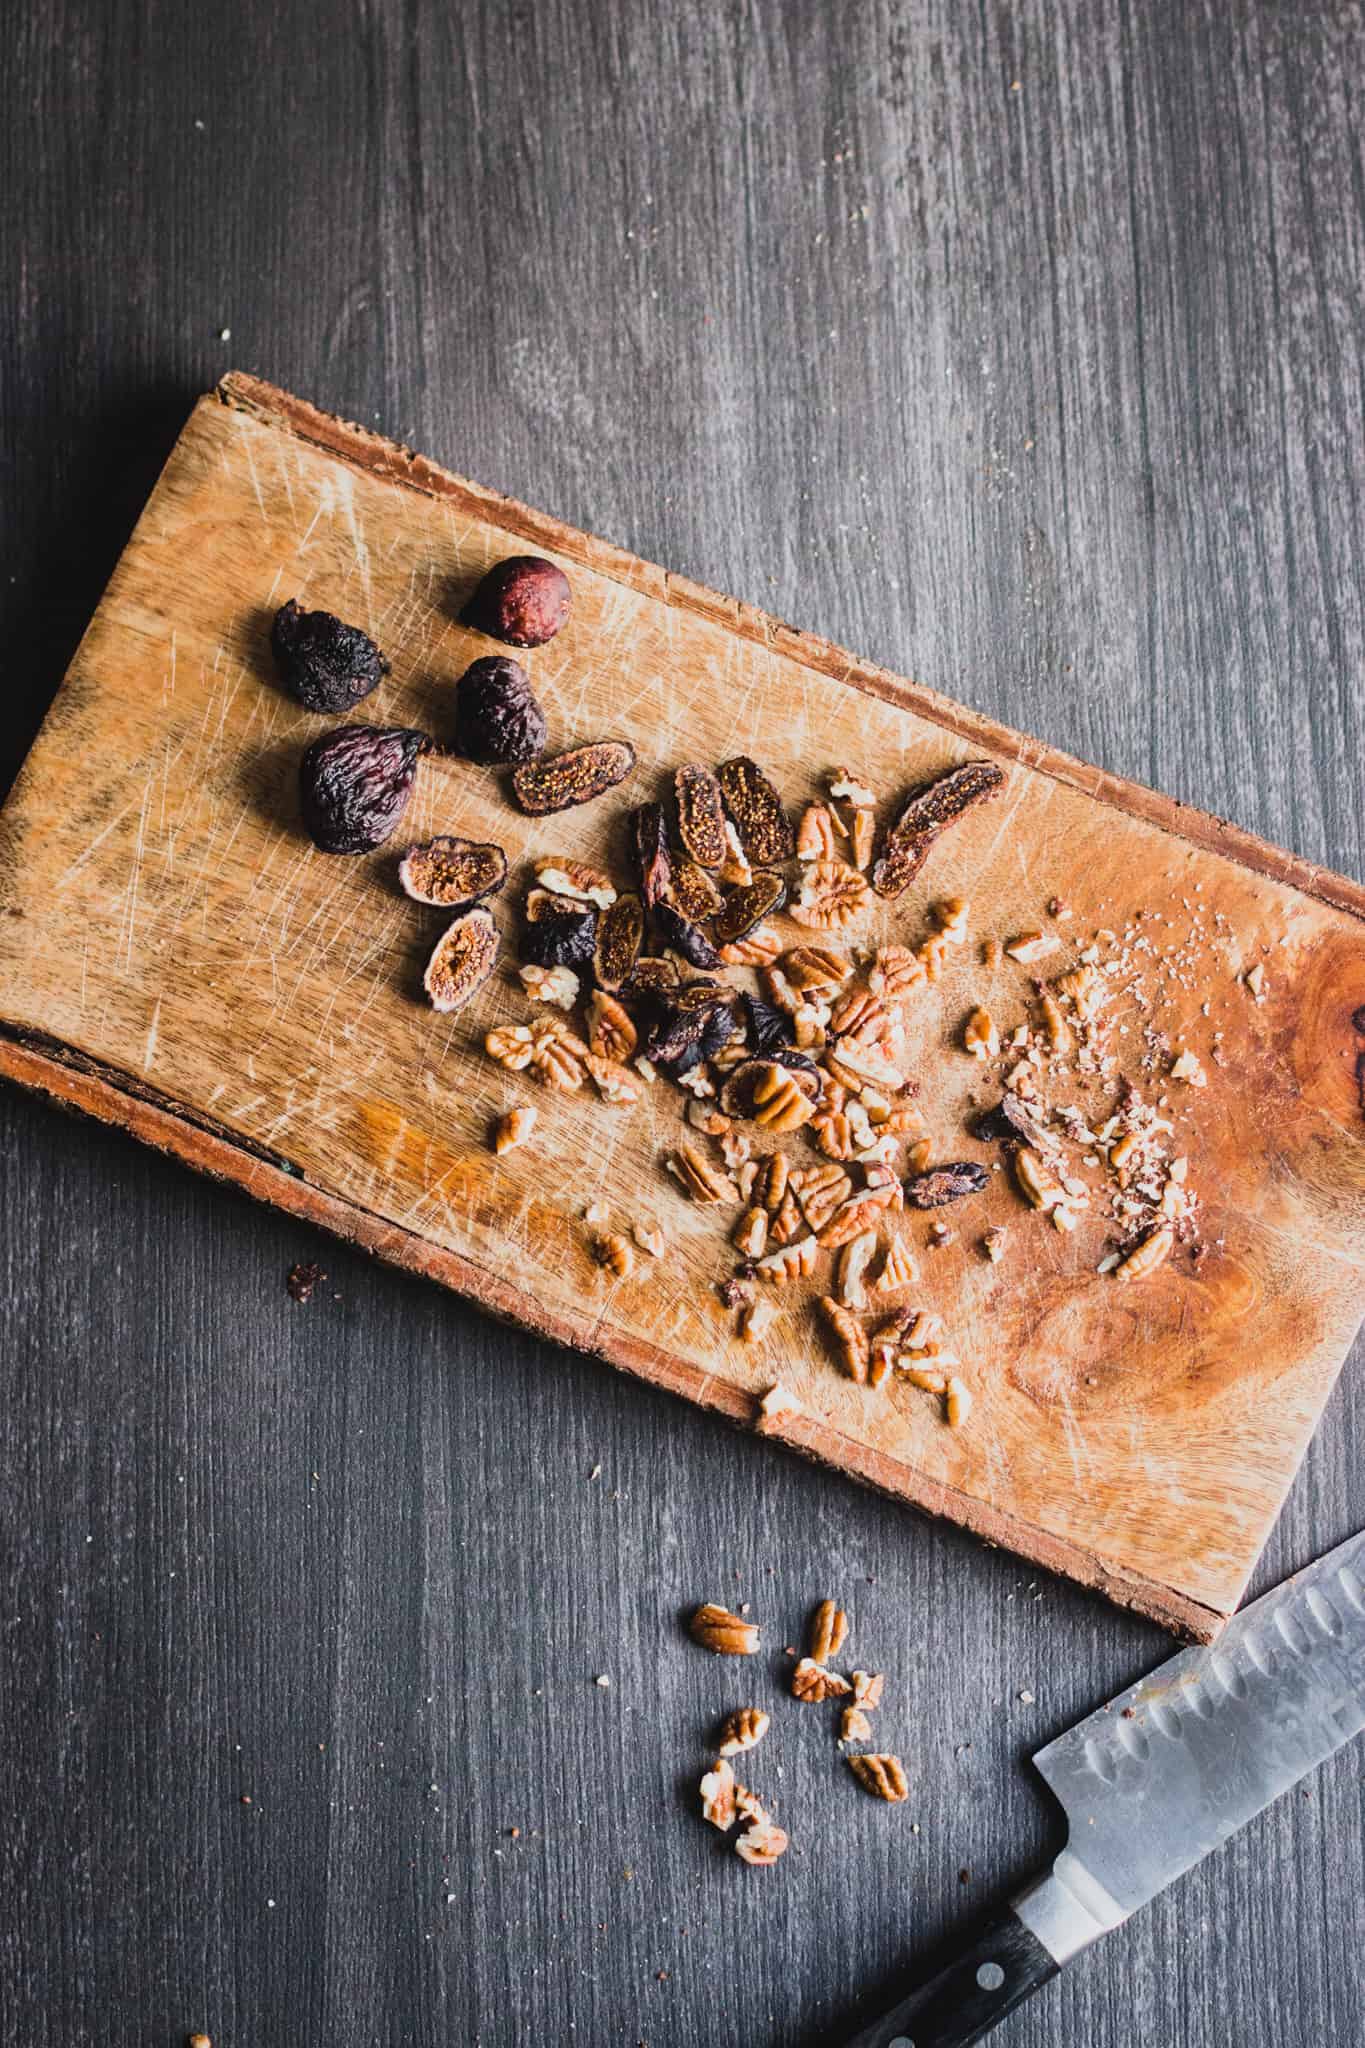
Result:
[271, 599, 389, 714]
[903, 1162, 990, 1208]
[461, 556, 571, 647]
[653, 901, 721, 970]
[454, 656, 548, 764]
[300, 724, 425, 854]
[520, 892, 598, 969]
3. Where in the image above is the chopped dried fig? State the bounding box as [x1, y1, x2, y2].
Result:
[594, 890, 645, 990]
[460, 554, 571, 647]
[654, 901, 721, 970]
[521, 888, 598, 969]
[971, 1094, 1041, 1146]
[629, 803, 674, 907]
[903, 1162, 990, 1209]
[300, 724, 425, 854]
[453, 655, 548, 764]
[871, 760, 1006, 899]
[742, 993, 795, 1058]
[717, 756, 795, 864]
[398, 835, 507, 908]
[712, 871, 787, 947]
[646, 988, 736, 1073]
[674, 764, 728, 868]
[669, 861, 724, 922]
[271, 598, 389, 713]
[512, 741, 635, 815]
[624, 953, 680, 998]
[423, 907, 499, 1013]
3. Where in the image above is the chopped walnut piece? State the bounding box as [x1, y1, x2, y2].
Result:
[492, 1105, 537, 1154]
[1169, 1048, 1207, 1087]
[905, 1137, 933, 1175]
[819, 1296, 870, 1382]
[982, 1227, 1007, 1263]
[836, 1229, 879, 1310]
[733, 1206, 769, 1258]
[817, 1183, 899, 1251]
[527, 1015, 591, 1091]
[1114, 1223, 1175, 1280]
[668, 1143, 739, 1204]
[841, 1706, 873, 1743]
[964, 1006, 1000, 1060]
[755, 1381, 802, 1429]
[823, 1038, 905, 1096]
[790, 1162, 852, 1232]
[934, 896, 970, 939]
[809, 1599, 850, 1663]
[1038, 988, 1071, 1052]
[848, 1753, 909, 1801]
[791, 1657, 852, 1703]
[902, 1364, 948, 1393]
[534, 856, 617, 908]
[719, 1707, 771, 1758]
[871, 1236, 918, 1295]
[690, 1604, 760, 1655]
[756, 1234, 818, 1283]
[586, 988, 638, 1061]
[829, 767, 878, 810]
[1244, 962, 1267, 998]
[1055, 962, 1107, 1022]
[791, 858, 872, 930]
[768, 1188, 805, 1246]
[850, 808, 875, 869]
[751, 1063, 816, 1133]
[735, 1818, 789, 1865]
[585, 1054, 643, 1104]
[699, 1758, 737, 1829]
[811, 1110, 857, 1161]
[1014, 1146, 1066, 1213]
[1005, 930, 1059, 963]
[740, 1296, 779, 1344]
[945, 1376, 972, 1429]
[868, 945, 924, 1002]
[486, 1023, 536, 1070]
[719, 1126, 754, 1172]
[719, 820, 753, 887]
[755, 1152, 791, 1214]
[796, 803, 842, 861]
[632, 1220, 667, 1258]
[783, 944, 853, 996]
[829, 987, 891, 1046]
[593, 1232, 636, 1279]
[852, 1670, 884, 1709]
[718, 924, 782, 967]
[519, 962, 580, 1009]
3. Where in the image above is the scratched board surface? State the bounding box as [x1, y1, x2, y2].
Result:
[2, 376, 1364, 1639]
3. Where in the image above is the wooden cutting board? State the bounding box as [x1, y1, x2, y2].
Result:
[3, 373, 1364, 1641]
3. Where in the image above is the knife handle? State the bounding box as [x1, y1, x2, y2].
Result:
[842, 1905, 1059, 2048]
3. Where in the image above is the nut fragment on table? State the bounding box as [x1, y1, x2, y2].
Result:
[848, 1753, 910, 1801]
[690, 1603, 760, 1655]
[790, 858, 872, 930]
[1114, 1223, 1175, 1280]
[755, 1382, 803, 1429]
[593, 1232, 635, 1280]
[851, 1670, 884, 1709]
[699, 1757, 737, 1828]
[586, 988, 637, 1060]
[735, 1818, 790, 1865]
[819, 1296, 871, 1382]
[836, 1229, 878, 1310]
[945, 1375, 972, 1429]
[871, 1236, 918, 1295]
[809, 1598, 849, 1664]
[841, 1705, 873, 1743]
[718, 1707, 771, 1758]
[964, 1005, 1000, 1059]
[791, 1657, 852, 1703]
[668, 1143, 738, 1203]
[756, 1235, 818, 1284]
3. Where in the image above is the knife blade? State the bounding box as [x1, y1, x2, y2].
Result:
[844, 1526, 1365, 2048]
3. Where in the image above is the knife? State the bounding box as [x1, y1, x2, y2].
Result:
[844, 1526, 1365, 2048]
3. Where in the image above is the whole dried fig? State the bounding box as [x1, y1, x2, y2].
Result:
[461, 555, 571, 647]
[454, 656, 548, 764]
[271, 599, 389, 714]
[300, 724, 425, 854]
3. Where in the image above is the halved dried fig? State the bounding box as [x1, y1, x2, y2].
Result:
[871, 760, 1006, 899]
[712, 871, 787, 947]
[717, 757, 795, 865]
[674, 764, 728, 868]
[521, 888, 598, 969]
[624, 953, 680, 998]
[629, 803, 674, 907]
[669, 861, 724, 923]
[399, 835, 507, 908]
[903, 1162, 990, 1208]
[654, 901, 721, 970]
[423, 907, 499, 1013]
[512, 741, 635, 815]
[594, 890, 645, 990]
[300, 724, 425, 854]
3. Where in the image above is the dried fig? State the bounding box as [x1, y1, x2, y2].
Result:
[629, 802, 674, 907]
[654, 901, 721, 970]
[512, 741, 635, 815]
[871, 760, 1006, 899]
[717, 757, 795, 865]
[903, 1162, 990, 1208]
[711, 871, 787, 946]
[399, 835, 507, 909]
[271, 599, 389, 714]
[594, 890, 645, 991]
[669, 861, 724, 922]
[674, 764, 727, 868]
[454, 656, 547, 764]
[742, 992, 794, 1057]
[624, 955, 680, 997]
[461, 555, 571, 647]
[521, 888, 598, 969]
[423, 907, 499, 1013]
[300, 724, 425, 854]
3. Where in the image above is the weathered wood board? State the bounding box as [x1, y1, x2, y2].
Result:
[3, 373, 1364, 1641]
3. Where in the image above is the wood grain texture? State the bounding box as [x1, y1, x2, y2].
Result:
[3, 2, 1364, 2046]
[6, 373, 1365, 1640]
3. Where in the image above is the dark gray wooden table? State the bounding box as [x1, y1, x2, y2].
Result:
[4, 3, 1364, 2043]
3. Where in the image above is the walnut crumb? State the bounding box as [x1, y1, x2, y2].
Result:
[841, 1705, 873, 1743]
[492, 1105, 537, 1155]
[848, 1753, 909, 1801]
[593, 1232, 635, 1280]
[699, 1758, 737, 1828]
[735, 1818, 789, 1865]
[755, 1382, 802, 1429]
[718, 1707, 770, 1757]
[808, 1598, 850, 1664]
[791, 1657, 852, 1702]
[690, 1603, 760, 1655]
[632, 1220, 667, 1258]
